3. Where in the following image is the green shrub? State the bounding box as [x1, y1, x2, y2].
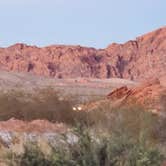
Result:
[7, 124, 164, 166]
[7, 143, 51, 166]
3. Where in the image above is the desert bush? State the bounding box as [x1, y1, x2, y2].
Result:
[7, 124, 165, 166]
[0, 88, 89, 125]
[7, 143, 51, 166]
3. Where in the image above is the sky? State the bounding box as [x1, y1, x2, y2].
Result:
[0, 0, 165, 48]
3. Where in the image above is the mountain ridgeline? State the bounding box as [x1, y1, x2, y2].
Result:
[0, 27, 166, 81]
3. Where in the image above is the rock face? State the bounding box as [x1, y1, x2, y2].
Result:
[107, 78, 166, 112]
[0, 27, 166, 81]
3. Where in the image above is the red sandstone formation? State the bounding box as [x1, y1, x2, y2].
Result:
[0, 26, 165, 81]
[107, 78, 166, 112]
[0, 118, 66, 133]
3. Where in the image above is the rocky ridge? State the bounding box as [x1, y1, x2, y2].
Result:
[0, 27, 165, 82]
[107, 78, 166, 113]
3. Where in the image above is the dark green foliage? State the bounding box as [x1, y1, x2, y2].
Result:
[20, 144, 51, 166]
[7, 143, 51, 166]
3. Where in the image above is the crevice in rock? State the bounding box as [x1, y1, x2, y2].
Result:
[27, 63, 34, 72]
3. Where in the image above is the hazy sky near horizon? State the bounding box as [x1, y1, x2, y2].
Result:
[0, 0, 165, 48]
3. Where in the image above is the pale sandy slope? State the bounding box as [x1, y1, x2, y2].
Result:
[0, 70, 138, 102]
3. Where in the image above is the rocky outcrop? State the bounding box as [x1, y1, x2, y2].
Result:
[0, 118, 66, 133]
[0, 27, 166, 81]
[105, 27, 166, 81]
[107, 78, 166, 112]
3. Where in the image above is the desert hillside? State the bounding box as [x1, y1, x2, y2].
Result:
[0, 27, 165, 165]
[0, 27, 165, 82]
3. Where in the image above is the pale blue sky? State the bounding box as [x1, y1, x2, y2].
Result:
[0, 0, 165, 48]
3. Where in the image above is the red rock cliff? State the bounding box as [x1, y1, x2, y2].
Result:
[0, 27, 165, 80]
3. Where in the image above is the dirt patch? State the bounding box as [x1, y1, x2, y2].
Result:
[0, 118, 67, 133]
